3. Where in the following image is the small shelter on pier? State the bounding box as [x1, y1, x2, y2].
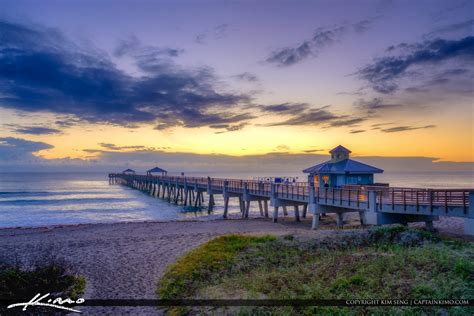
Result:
[303, 145, 383, 188]
[147, 166, 167, 176]
[122, 168, 135, 175]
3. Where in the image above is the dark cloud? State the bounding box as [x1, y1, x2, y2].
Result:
[13, 126, 62, 135]
[266, 41, 312, 66]
[0, 20, 252, 129]
[358, 36, 474, 93]
[329, 117, 365, 127]
[266, 18, 377, 67]
[381, 125, 436, 133]
[404, 67, 473, 95]
[266, 106, 338, 126]
[371, 122, 393, 130]
[350, 129, 366, 134]
[233, 72, 258, 82]
[99, 143, 150, 151]
[303, 149, 324, 153]
[114, 35, 184, 73]
[355, 98, 404, 113]
[211, 122, 248, 133]
[262, 104, 367, 128]
[259, 103, 310, 115]
[0, 137, 53, 162]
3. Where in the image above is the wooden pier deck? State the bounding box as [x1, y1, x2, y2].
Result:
[108, 173, 474, 234]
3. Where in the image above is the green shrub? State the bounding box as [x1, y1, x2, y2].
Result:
[157, 228, 474, 315]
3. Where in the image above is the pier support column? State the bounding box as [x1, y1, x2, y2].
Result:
[264, 200, 269, 218]
[464, 192, 474, 236]
[223, 196, 229, 219]
[245, 200, 251, 219]
[336, 213, 344, 228]
[425, 220, 435, 232]
[273, 206, 279, 223]
[294, 205, 300, 222]
[282, 206, 288, 216]
[208, 194, 214, 214]
[302, 204, 307, 218]
[364, 191, 379, 225]
[258, 200, 264, 216]
[309, 203, 320, 229]
[359, 211, 366, 225]
[238, 196, 244, 214]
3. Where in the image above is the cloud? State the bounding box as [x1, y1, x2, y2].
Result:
[370, 122, 393, 130]
[266, 106, 339, 126]
[0, 20, 252, 130]
[357, 36, 474, 93]
[404, 67, 473, 95]
[0, 140, 471, 173]
[233, 72, 259, 82]
[329, 117, 366, 127]
[195, 24, 230, 44]
[114, 35, 184, 73]
[350, 129, 366, 134]
[352, 16, 380, 33]
[266, 41, 313, 66]
[262, 104, 367, 128]
[266, 18, 377, 67]
[259, 102, 310, 115]
[12, 126, 62, 135]
[211, 122, 248, 134]
[355, 98, 404, 114]
[381, 125, 436, 133]
[425, 19, 474, 38]
[0, 137, 53, 162]
[275, 144, 290, 151]
[99, 143, 152, 151]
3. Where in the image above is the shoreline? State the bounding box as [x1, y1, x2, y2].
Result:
[0, 214, 471, 239]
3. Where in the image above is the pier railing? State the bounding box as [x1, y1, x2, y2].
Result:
[109, 173, 471, 215]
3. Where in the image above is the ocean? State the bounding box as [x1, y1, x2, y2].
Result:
[0, 171, 473, 228]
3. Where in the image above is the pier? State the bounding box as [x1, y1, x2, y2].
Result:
[108, 173, 474, 235]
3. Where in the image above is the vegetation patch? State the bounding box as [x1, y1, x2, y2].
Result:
[0, 255, 85, 314]
[158, 225, 473, 315]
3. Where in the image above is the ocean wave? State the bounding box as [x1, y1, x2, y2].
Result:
[0, 197, 131, 205]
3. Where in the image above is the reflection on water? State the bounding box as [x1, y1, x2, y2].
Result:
[0, 171, 472, 228]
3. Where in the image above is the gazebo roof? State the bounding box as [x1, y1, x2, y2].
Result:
[123, 168, 135, 173]
[303, 158, 383, 175]
[329, 145, 351, 154]
[147, 166, 167, 173]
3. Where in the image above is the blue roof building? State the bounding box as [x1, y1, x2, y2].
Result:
[147, 166, 167, 176]
[122, 168, 135, 174]
[303, 145, 383, 188]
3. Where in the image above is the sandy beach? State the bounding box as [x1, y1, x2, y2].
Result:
[0, 218, 321, 314]
[0, 215, 469, 314]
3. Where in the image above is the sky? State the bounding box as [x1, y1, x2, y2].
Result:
[0, 0, 473, 173]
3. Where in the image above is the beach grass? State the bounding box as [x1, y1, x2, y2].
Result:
[0, 256, 85, 314]
[158, 225, 473, 315]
